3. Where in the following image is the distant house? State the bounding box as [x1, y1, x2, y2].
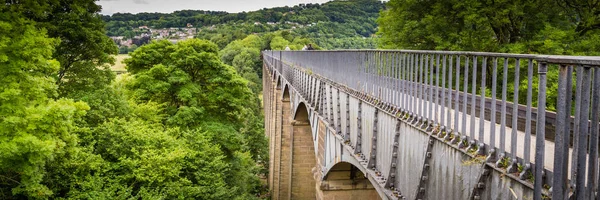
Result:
[160, 31, 169, 38]
[186, 23, 193, 28]
[138, 26, 149, 29]
[110, 36, 124, 44]
[122, 39, 133, 47]
[186, 28, 197, 35]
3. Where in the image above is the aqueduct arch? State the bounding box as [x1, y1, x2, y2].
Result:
[319, 162, 380, 200]
[289, 102, 317, 199]
[269, 83, 319, 200]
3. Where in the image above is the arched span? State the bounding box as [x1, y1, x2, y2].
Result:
[288, 99, 317, 199]
[320, 161, 380, 199]
[275, 75, 282, 90]
[282, 83, 290, 101]
[322, 162, 367, 181]
[293, 102, 309, 123]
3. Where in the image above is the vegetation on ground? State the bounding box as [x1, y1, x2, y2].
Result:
[1, 0, 267, 199]
[110, 54, 129, 72]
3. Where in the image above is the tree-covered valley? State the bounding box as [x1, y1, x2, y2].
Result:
[1, 0, 268, 199]
[2, 0, 600, 199]
[103, 0, 383, 51]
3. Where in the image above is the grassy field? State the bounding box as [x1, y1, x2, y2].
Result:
[110, 54, 129, 73]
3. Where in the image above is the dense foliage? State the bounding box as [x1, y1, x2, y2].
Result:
[1, 1, 267, 199]
[5, 0, 120, 97]
[218, 30, 324, 95]
[378, 0, 600, 55]
[103, 0, 383, 49]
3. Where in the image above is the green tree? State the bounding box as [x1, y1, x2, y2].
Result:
[76, 117, 232, 199]
[129, 44, 139, 52]
[4, 0, 119, 97]
[270, 36, 291, 50]
[126, 39, 256, 126]
[0, 11, 91, 198]
[119, 46, 129, 54]
[2, 2, 269, 199]
[232, 49, 263, 94]
[125, 38, 267, 198]
[375, 0, 596, 54]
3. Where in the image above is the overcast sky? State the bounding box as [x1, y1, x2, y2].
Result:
[98, 0, 332, 15]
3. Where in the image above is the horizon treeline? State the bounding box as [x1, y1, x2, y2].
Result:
[102, 0, 384, 50]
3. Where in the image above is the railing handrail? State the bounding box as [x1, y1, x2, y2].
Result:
[272, 49, 600, 65]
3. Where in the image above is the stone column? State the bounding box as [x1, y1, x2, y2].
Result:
[291, 120, 317, 199]
[277, 96, 291, 200]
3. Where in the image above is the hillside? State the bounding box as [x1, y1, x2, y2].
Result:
[102, 0, 384, 50]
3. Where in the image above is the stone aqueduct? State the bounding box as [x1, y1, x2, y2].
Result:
[263, 56, 381, 200]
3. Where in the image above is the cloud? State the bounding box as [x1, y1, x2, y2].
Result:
[132, 0, 149, 4]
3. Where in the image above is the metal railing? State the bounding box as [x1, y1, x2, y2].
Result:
[264, 50, 600, 199]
